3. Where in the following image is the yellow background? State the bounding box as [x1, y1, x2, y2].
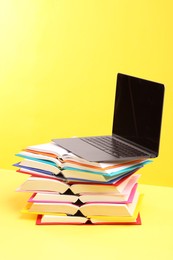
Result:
[0, 0, 173, 186]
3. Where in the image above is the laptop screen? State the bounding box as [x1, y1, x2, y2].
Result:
[113, 73, 164, 154]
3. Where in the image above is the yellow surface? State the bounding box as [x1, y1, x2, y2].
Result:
[0, 1, 173, 186]
[0, 169, 173, 260]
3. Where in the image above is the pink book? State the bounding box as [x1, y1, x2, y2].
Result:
[28, 183, 138, 204]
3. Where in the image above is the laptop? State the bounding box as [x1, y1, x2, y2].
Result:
[53, 73, 164, 162]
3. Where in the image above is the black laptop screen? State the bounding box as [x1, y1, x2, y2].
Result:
[113, 73, 164, 154]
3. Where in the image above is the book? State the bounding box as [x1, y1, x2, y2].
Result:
[16, 168, 62, 180]
[16, 167, 137, 184]
[15, 159, 61, 175]
[16, 173, 140, 195]
[16, 164, 141, 182]
[22, 190, 140, 217]
[28, 183, 138, 204]
[36, 213, 142, 225]
[16, 150, 62, 167]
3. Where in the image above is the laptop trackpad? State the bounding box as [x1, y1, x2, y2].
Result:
[53, 138, 118, 162]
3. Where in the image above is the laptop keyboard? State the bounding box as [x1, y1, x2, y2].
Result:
[80, 136, 147, 157]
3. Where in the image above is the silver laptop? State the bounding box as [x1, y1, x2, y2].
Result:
[53, 73, 164, 162]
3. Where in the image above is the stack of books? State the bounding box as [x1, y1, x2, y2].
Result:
[14, 142, 151, 225]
